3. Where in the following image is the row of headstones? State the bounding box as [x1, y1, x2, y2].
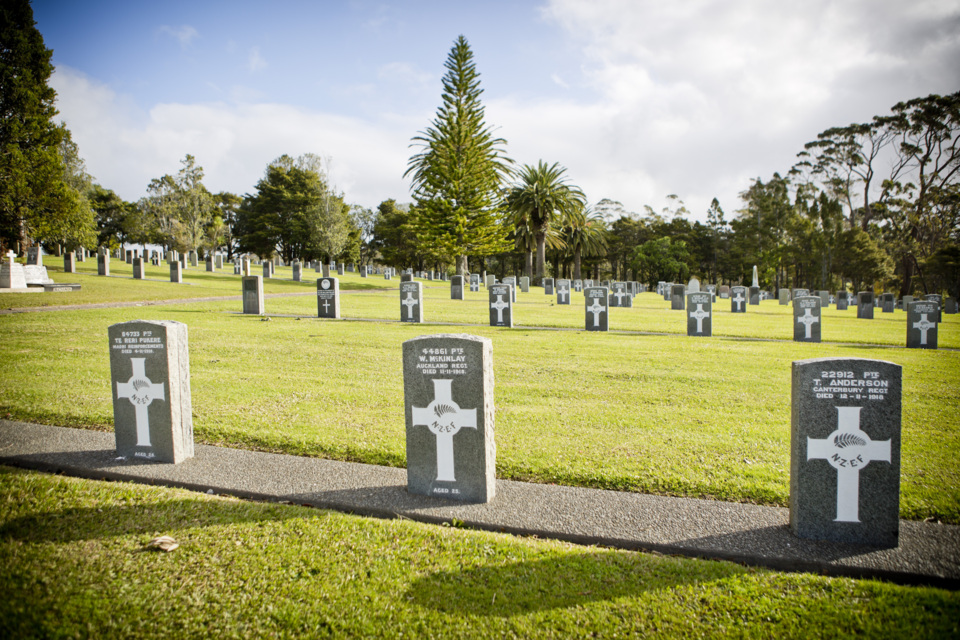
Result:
[108, 320, 904, 548]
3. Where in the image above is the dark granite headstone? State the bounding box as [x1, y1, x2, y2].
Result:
[881, 293, 895, 313]
[63, 252, 76, 274]
[292, 262, 302, 282]
[451, 275, 464, 300]
[945, 297, 958, 314]
[670, 284, 685, 310]
[402, 334, 495, 503]
[489, 284, 513, 327]
[857, 292, 874, 319]
[793, 296, 822, 343]
[26, 247, 41, 266]
[337, 264, 344, 276]
[556, 279, 571, 305]
[401, 273, 413, 282]
[469, 274, 480, 292]
[543, 277, 554, 295]
[924, 294, 943, 322]
[401, 281, 423, 323]
[730, 286, 746, 313]
[790, 357, 901, 547]
[263, 263, 272, 279]
[718, 285, 730, 299]
[206, 256, 214, 272]
[906, 300, 938, 349]
[133, 257, 145, 280]
[610, 282, 631, 308]
[836, 291, 849, 311]
[108, 320, 193, 464]
[316, 277, 340, 319]
[749, 286, 760, 305]
[686, 292, 711, 337]
[584, 286, 609, 331]
[818, 291, 830, 306]
[793, 288, 809, 300]
[242, 275, 264, 315]
[170, 261, 182, 283]
[98, 251, 110, 276]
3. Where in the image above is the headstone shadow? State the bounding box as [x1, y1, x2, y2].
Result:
[675, 524, 890, 563]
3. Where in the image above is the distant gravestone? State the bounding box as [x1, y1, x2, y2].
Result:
[125, 250, 133, 264]
[945, 297, 958, 314]
[63, 252, 76, 274]
[133, 257, 145, 280]
[337, 264, 345, 276]
[687, 292, 712, 337]
[584, 286, 609, 332]
[687, 277, 700, 293]
[857, 292, 874, 319]
[730, 286, 747, 313]
[609, 282, 629, 307]
[215, 254, 223, 269]
[502, 277, 517, 302]
[749, 286, 760, 306]
[794, 296, 822, 343]
[26, 247, 41, 266]
[790, 357, 901, 547]
[469, 273, 480, 292]
[316, 277, 340, 319]
[170, 261, 183, 283]
[881, 293, 895, 313]
[573, 279, 583, 293]
[401, 281, 423, 323]
[778, 289, 791, 305]
[384, 271, 392, 281]
[360, 266, 367, 278]
[187, 251, 197, 267]
[485, 275, 495, 288]
[901, 295, 914, 308]
[836, 291, 849, 311]
[519, 276, 530, 293]
[719, 285, 730, 299]
[906, 300, 938, 349]
[292, 262, 302, 282]
[206, 256, 214, 272]
[402, 333, 495, 503]
[263, 263, 272, 279]
[242, 275, 264, 314]
[0, 254, 27, 289]
[98, 250, 110, 276]
[924, 294, 943, 322]
[108, 320, 193, 464]
[670, 284, 685, 310]
[401, 272, 413, 282]
[556, 279, 571, 305]
[818, 291, 829, 306]
[544, 277, 554, 295]
[489, 283, 513, 327]
[451, 275, 464, 300]
[792, 288, 809, 300]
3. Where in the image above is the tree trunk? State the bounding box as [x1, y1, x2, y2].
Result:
[573, 246, 582, 280]
[535, 232, 546, 284]
[457, 254, 467, 275]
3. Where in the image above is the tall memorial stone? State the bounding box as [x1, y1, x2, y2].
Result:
[857, 292, 874, 319]
[778, 289, 791, 305]
[818, 291, 830, 306]
[790, 358, 901, 547]
[63, 252, 76, 274]
[98, 249, 110, 276]
[402, 334, 495, 503]
[749, 286, 760, 306]
[292, 261, 302, 282]
[263, 263, 272, 279]
[170, 260, 183, 283]
[573, 279, 582, 293]
[26, 247, 41, 266]
[401, 281, 423, 323]
[519, 276, 529, 293]
[489, 284, 513, 327]
[730, 286, 747, 313]
[502, 277, 517, 302]
[242, 275, 264, 314]
[945, 297, 958, 314]
[584, 286, 609, 332]
[133, 257, 145, 280]
[108, 320, 193, 464]
[881, 293, 895, 313]
[556, 279, 571, 305]
[610, 282, 631, 308]
[687, 292, 712, 337]
[316, 277, 340, 318]
[836, 291, 849, 311]
[670, 284, 685, 310]
[906, 300, 938, 349]
[794, 296, 822, 343]
[718, 285, 730, 299]
[543, 278, 554, 295]
[337, 264, 345, 276]
[469, 273, 480, 292]
[451, 275, 464, 300]
[206, 256, 215, 272]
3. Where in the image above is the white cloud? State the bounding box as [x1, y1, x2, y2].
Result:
[158, 25, 199, 49]
[248, 47, 267, 73]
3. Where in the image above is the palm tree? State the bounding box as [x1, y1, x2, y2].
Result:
[564, 208, 608, 280]
[505, 161, 585, 284]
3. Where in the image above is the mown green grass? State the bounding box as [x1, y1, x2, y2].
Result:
[1, 298, 957, 523]
[2, 467, 957, 639]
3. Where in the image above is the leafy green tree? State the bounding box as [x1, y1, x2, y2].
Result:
[563, 209, 607, 280]
[631, 236, 691, 286]
[90, 185, 133, 250]
[371, 199, 424, 269]
[214, 191, 242, 258]
[405, 35, 513, 275]
[137, 155, 216, 253]
[505, 161, 585, 283]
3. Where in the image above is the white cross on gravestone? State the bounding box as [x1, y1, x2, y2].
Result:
[797, 308, 819, 339]
[402, 292, 418, 319]
[733, 291, 745, 311]
[913, 315, 936, 345]
[115, 358, 165, 447]
[411, 379, 477, 482]
[490, 295, 509, 322]
[613, 288, 626, 304]
[322, 298, 331, 314]
[806, 406, 891, 522]
[690, 304, 710, 333]
[587, 297, 605, 327]
[558, 285, 569, 303]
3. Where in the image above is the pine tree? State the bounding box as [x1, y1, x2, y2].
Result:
[405, 35, 513, 274]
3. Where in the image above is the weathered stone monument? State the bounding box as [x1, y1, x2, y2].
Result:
[749, 286, 760, 306]
[26, 247, 41, 266]
[670, 284, 685, 310]
[316, 277, 340, 319]
[945, 297, 958, 314]
[924, 294, 943, 322]
[543, 277, 554, 296]
[585, 286, 609, 332]
[451, 275, 464, 300]
[730, 286, 746, 313]
[610, 282, 631, 308]
[108, 320, 193, 464]
[857, 292, 874, 319]
[790, 358, 901, 547]
[170, 260, 183, 283]
[63, 252, 76, 274]
[98, 248, 110, 276]
[242, 275, 264, 315]
[402, 334, 495, 503]
[469, 273, 480, 292]
[778, 289, 790, 305]
[519, 276, 530, 293]
[132, 257, 145, 280]
[794, 296, 822, 343]
[206, 256, 215, 272]
[687, 292, 712, 337]
[489, 283, 513, 327]
[881, 293, 895, 313]
[401, 281, 423, 323]
[906, 300, 938, 349]
[719, 285, 730, 299]
[0, 253, 27, 289]
[836, 291, 849, 311]
[556, 279, 571, 305]
[292, 261, 302, 282]
[502, 277, 517, 302]
[687, 277, 700, 293]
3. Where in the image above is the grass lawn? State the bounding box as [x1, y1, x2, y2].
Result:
[1, 274, 958, 523]
[2, 466, 957, 639]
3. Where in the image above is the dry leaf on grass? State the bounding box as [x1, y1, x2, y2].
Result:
[145, 536, 179, 552]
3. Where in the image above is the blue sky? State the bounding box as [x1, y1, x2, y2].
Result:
[33, 0, 960, 221]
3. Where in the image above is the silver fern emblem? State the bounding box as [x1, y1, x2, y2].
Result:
[834, 433, 867, 448]
[132, 378, 151, 391]
[434, 403, 456, 418]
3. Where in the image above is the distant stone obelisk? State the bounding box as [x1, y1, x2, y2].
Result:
[752, 265, 759, 288]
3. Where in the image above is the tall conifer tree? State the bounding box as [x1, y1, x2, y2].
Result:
[405, 35, 513, 274]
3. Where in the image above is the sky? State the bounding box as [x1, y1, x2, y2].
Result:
[33, 0, 960, 223]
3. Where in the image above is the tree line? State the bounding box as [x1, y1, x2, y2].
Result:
[2, 6, 956, 298]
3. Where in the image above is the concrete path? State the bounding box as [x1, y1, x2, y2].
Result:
[1, 420, 957, 589]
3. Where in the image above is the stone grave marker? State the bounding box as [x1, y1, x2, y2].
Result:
[401, 281, 423, 323]
[170, 260, 183, 283]
[794, 296, 822, 343]
[544, 277, 554, 295]
[206, 256, 214, 272]
[401, 273, 413, 282]
[502, 277, 517, 302]
[489, 284, 513, 327]
[360, 266, 367, 278]
[687, 277, 700, 293]
[316, 277, 340, 319]
[0, 253, 27, 289]
[818, 291, 830, 306]
[242, 275, 264, 314]
[402, 334, 495, 503]
[337, 264, 345, 276]
[671, 284, 685, 310]
[857, 292, 874, 319]
[215, 254, 223, 269]
[778, 289, 791, 305]
[451, 275, 464, 300]
[730, 286, 747, 313]
[610, 282, 632, 308]
[790, 357, 901, 546]
[719, 285, 730, 299]
[63, 252, 76, 274]
[906, 300, 938, 349]
[836, 291, 849, 311]
[98, 249, 110, 276]
[584, 286, 609, 331]
[485, 274, 495, 288]
[292, 261, 303, 282]
[556, 279, 571, 305]
[749, 286, 760, 306]
[519, 276, 529, 293]
[881, 293, 895, 313]
[469, 273, 480, 292]
[687, 292, 712, 337]
[108, 320, 193, 464]
[945, 297, 958, 314]
[573, 279, 583, 293]
[263, 263, 272, 279]
[924, 294, 943, 322]
[133, 257, 145, 280]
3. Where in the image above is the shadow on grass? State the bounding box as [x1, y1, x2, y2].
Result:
[405, 551, 746, 616]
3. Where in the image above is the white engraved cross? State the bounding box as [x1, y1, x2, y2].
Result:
[732, 290, 745, 311]
[913, 314, 936, 345]
[690, 304, 710, 333]
[558, 284, 569, 303]
[402, 291, 418, 319]
[411, 379, 477, 482]
[116, 358, 165, 447]
[490, 294, 509, 323]
[806, 407, 891, 522]
[587, 297, 605, 327]
[797, 308, 819, 338]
